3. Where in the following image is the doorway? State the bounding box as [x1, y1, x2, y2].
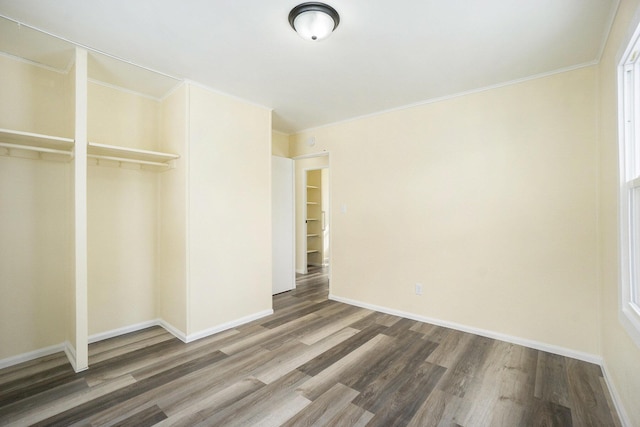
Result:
[295, 154, 330, 275]
[304, 168, 329, 272]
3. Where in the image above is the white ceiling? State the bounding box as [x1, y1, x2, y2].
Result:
[0, 0, 620, 133]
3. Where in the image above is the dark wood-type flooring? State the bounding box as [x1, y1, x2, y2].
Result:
[0, 267, 622, 426]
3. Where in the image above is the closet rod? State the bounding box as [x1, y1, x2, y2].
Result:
[88, 154, 171, 168]
[0, 142, 73, 156]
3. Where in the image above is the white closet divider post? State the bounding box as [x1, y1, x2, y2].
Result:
[72, 47, 89, 372]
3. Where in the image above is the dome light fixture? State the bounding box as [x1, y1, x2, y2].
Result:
[288, 2, 340, 41]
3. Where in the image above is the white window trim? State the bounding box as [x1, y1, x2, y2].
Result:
[618, 21, 640, 348]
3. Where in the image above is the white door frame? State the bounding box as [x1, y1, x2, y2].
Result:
[294, 152, 330, 276]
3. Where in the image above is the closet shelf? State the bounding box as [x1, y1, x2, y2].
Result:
[87, 142, 179, 169]
[307, 185, 319, 189]
[307, 250, 320, 254]
[0, 130, 181, 169]
[307, 234, 319, 237]
[307, 201, 319, 205]
[307, 218, 319, 221]
[0, 128, 74, 158]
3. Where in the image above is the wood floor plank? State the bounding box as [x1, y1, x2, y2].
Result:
[194, 369, 310, 426]
[297, 323, 388, 377]
[342, 330, 426, 393]
[130, 334, 236, 381]
[254, 326, 360, 384]
[599, 376, 623, 427]
[280, 382, 359, 427]
[84, 338, 187, 386]
[220, 313, 317, 355]
[255, 306, 348, 352]
[436, 334, 494, 398]
[89, 327, 173, 362]
[350, 336, 439, 412]
[406, 389, 465, 427]
[30, 351, 225, 426]
[0, 266, 622, 426]
[297, 307, 371, 345]
[325, 403, 374, 427]
[425, 328, 474, 368]
[252, 394, 311, 427]
[382, 317, 419, 337]
[348, 311, 391, 330]
[0, 374, 137, 427]
[110, 404, 168, 427]
[522, 398, 573, 427]
[85, 346, 270, 425]
[534, 350, 571, 408]
[0, 353, 70, 386]
[0, 363, 77, 406]
[154, 377, 266, 426]
[260, 299, 334, 329]
[0, 378, 88, 420]
[296, 333, 391, 401]
[457, 340, 536, 426]
[363, 361, 446, 427]
[565, 357, 619, 426]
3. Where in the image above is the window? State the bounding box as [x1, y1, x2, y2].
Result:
[618, 22, 640, 347]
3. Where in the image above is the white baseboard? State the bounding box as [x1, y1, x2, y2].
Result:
[601, 361, 633, 427]
[0, 309, 273, 370]
[88, 320, 161, 344]
[328, 294, 602, 365]
[86, 309, 274, 345]
[0, 342, 66, 370]
[157, 319, 187, 343]
[63, 341, 81, 373]
[184, 309, 274, 343]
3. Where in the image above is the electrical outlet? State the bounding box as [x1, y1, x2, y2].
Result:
[415, 283, 423, 295]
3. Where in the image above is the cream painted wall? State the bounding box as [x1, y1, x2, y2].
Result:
[158, 84, 188, 333]
[87, 165, 157, 334]
[598, 0, 640, 425]
[0, 159, 71, 359]
[295, 156, 329, 273]
[87, 82, 158, 335]
[0, 55, 71, 359]
[0, 52, 274, 362]
[291, 67, 600, 355]
[87, 82, 159, 150]
[187, 84, 272, 334]
[272, 131, 290, 157]
[0, 54, 73, 137]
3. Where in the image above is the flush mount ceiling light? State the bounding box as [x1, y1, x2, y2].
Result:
[288, 2, 340, 41]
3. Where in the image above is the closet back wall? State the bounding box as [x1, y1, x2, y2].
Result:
[0, 54, 72, 359]
[87, 82, 160, 335]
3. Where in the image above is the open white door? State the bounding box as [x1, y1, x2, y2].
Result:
[272, 156, 295, 294]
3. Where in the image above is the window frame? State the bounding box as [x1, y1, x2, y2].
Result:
[618, 21, 640, 348]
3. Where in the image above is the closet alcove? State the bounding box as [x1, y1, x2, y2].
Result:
[0, 17, 181, 371]
[0, 16, 273, 372]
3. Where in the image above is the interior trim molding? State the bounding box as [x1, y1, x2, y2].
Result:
[328, 294, 602, 364]
[64, 341, 87, 373]
[88, 320, 162, 344]
[296, 61, 599, 135]
[157, 319, 187, 343]
[601, 361, 632, 427]
[184, 309, 274, 343]
[0, 309, 274, 370]
[327, 294, 636, 421]
[0, 342, 66, 370]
